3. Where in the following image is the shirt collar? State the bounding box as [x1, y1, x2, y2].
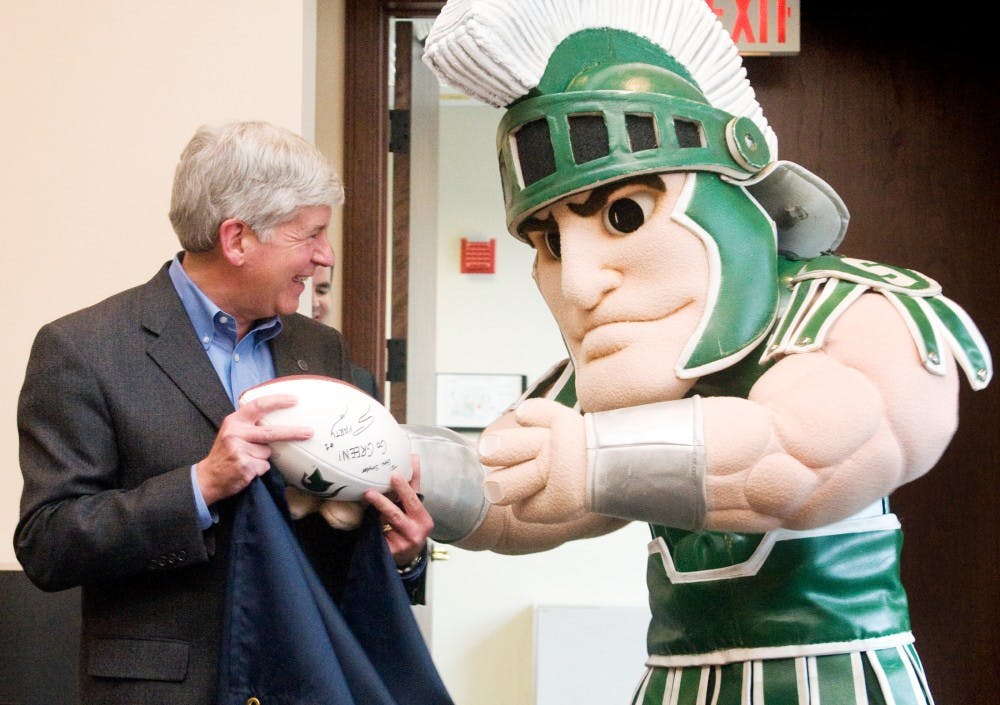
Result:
[168, 254, 282, 348]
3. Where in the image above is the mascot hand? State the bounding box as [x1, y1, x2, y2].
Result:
[477, 397, 588, 524]
[285, 486, 365, 530]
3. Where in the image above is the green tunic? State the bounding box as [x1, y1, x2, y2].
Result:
[635, 505, 932, 704]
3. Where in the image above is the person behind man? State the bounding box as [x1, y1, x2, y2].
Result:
[312, 263, 381, 400]
[311, 263, 336, 324]
[15, 121, 449, 703]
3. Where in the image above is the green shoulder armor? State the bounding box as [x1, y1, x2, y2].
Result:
[761, 255, 992, 390]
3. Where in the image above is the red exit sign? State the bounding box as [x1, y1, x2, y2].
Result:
[705, 0, 800, 55]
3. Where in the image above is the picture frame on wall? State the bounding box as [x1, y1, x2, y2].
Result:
[435, 372, 528, 431]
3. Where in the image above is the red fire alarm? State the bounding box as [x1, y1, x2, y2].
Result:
[460, 238, 496, 274]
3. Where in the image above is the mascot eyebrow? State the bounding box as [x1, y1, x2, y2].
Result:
[517, 173, 666, 240]
[568, 174, 666, 217]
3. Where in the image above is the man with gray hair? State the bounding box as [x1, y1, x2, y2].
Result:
[15, 121, 450, 704]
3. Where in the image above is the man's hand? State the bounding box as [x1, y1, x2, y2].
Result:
[195, 394, 313, 506]
[365, 456, 434, 567]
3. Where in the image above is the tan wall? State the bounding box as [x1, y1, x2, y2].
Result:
[315, 0, 345, 327]
[0, 0, 339, 566]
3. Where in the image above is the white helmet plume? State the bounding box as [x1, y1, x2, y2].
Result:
[422, 0, 777, 157]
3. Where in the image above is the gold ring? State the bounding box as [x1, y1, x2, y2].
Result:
[382, 523, 393, 533]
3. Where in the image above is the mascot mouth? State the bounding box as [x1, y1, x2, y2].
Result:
[576, 300, 694, 363]
[578, 325, 630, 362]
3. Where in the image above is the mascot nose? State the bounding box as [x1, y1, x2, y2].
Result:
[559, 236, 623, 309]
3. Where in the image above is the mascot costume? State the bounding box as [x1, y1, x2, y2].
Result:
[405, 0, 995, 703]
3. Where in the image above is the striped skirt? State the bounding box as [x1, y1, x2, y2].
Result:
[631, 645, 934, 705]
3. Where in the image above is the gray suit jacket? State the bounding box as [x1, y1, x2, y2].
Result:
[15, 261, 354, 703]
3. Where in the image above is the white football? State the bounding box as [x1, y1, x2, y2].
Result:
[238, 374, 412, 501]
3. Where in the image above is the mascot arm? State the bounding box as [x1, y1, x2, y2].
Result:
[480, 381, 713, 527]
[704, 292, 959, 531]
[457, 503, 628, 554]
[481, 293, 960, 533]
[413, 409, 625, 552]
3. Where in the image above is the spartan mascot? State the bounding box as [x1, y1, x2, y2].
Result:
[402, 1, 994, 703]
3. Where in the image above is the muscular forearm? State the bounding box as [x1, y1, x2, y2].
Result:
[408, 422, 625, 552]
[457, 504, 626, 554]
[702, 349, 956, 531]
[586, 350, 957, 533]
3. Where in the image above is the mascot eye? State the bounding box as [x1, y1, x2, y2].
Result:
[544, 230, 562, 260]
[603, 192, 656, 234]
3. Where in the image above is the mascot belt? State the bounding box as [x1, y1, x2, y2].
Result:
[645, 508, 911, 665]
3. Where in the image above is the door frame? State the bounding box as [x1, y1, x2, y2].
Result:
[341, 0, 444, 400]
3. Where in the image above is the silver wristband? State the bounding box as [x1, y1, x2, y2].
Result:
[585, 397, 706, 530]
[403, 424, 489, 543]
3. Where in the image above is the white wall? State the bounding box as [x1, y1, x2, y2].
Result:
[0, 0, 330, 567]
[430, 100, 652, 705]
[435, 103, 566, 383]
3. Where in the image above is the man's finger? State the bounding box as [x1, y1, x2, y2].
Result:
[246, 423, 313, 444]
[364, 486, 392, 509]
[391, 465, 423, 511]
[408, 455, 422, 494]
[238, 393, 299, 420]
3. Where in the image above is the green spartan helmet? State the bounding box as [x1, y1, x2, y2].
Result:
[497, 28, 781, 377]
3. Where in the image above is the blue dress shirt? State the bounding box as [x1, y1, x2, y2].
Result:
[168, 255, 282, 529]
